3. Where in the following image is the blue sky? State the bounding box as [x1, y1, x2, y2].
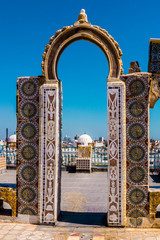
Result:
[0, 0, 160, 139]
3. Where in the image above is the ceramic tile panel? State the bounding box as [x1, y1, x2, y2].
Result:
[17, 77, 40, 216]
[121, 74, 149, 227]
[149, 40, 160, 73]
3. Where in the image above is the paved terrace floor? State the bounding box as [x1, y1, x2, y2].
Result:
[0, 169, 159, 186]
[0, 170, 160, 228]
[0, 223, 160, 240]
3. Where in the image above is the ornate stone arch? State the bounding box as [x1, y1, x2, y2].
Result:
[41, 10, 123, 80]
[38, 10, 126, 226]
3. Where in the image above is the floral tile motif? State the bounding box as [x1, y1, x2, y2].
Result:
[122, 74, 149, 227]
[17, 77, 40, 216]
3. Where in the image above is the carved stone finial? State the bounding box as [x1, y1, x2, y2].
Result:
[129, 61, 141, 73]
[78, 9, 88, 23]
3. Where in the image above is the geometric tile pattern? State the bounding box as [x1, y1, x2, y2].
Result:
[107, 82, 126, 226]
[149, 40, 160, 73]
[17, 77, 40, 216]
[39, 84, 58, 224]
[121, 74, 149, 227]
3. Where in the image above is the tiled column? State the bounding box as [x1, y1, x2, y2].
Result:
[121, 73, 150, 227]
[17, 77, 40, 223]
[107, 80, 126, 226]
[39, 80, 61, 224]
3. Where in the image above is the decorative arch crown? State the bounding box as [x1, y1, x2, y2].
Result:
[42, 10, 123, 80]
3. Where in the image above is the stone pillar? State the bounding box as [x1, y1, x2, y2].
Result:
[39, 80, 61, 224]
[121, 73, 150, 227]
[17, 77, 41, 223]
[107, 80, 126, 226]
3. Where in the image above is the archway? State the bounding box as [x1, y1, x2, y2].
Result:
[39, 10, 126, 226]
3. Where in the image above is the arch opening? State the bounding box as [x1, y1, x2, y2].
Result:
[56, 36, 110, 81]
[57, 40, 109, 139]
[57, 40, 109, 226]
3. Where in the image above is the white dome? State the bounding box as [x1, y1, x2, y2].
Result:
[78, 134, 92, 146]
[8, 134, 16, 143]
[0, 140, 4, 145]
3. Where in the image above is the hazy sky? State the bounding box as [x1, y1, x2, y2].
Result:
[0, 0, 160, 139]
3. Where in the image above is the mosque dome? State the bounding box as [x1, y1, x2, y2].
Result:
[8, 134, 16, 143]
[78, 134, 92, 146]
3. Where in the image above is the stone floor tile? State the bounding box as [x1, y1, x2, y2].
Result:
[105, 237, 117, 240]
[17, 235, 29, 240]
[7, 230, 22, 235]
[3, 235, 18, 240]
[105, 233, 118, 238]
[28, 236, 43, 240]
[132, 237, 144, 240]
[92, 228, 106, 233]
[93, 234, 105, 240]
[118, 232, 131, 240]
[45, 238, 55, 240]
[23, 226, 37, 230]
[80, 233, 93, 240]
[44, 232, 56, 236]
[38, 228, 55, 232]
[20, 230, 32, 235]
[28, 234, 43, 239]
[70, 233, 81, 236]
[55, 233, 68, 240]
[0, 230, 10, 234]
[1, 225, 15, 230]
[12, 225, 25, 230]
[145, 238, 156, 240]
[0, 235, 5, 240]
[104, 228, 118, 233]
[27, 237, 41, 240]
[155, 234, 160, 240]
[75, 227, 94, 233]
[67, 236, 80, 240]
[32, 231, 44, 235]
[143, 232, 156, 236]
[17, 237, 29, 240]
[55, 227, 74, 233]
[67, 232, 81, 239]
[131, 233, 144, 238]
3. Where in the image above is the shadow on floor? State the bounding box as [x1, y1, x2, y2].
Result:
[0, 209, 12, 216]
[58, 211, 107, 226]
[150, 174, 160, 183]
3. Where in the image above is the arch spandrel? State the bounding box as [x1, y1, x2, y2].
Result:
[42, 11, 123, 81]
